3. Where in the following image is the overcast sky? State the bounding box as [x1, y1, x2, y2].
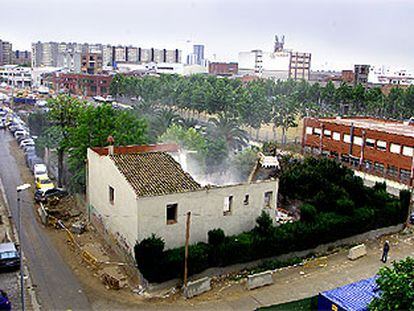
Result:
[1, 0, 413, 71]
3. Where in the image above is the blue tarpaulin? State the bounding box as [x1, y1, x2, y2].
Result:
[318, 277, 381, 311]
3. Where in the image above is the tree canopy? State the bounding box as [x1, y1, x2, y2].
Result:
[369, 257, 414, 311]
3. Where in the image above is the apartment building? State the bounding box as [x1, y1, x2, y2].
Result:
[0, 40, 13, 66]
[81, 52, 103, 74]
[302, 117, 414, 186]
[13, 50, 32, 66]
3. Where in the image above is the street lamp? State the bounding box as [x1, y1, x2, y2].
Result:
[16, 183, 30, 311]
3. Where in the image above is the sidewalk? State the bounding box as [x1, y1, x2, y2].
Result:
[138, 228, 414, 310]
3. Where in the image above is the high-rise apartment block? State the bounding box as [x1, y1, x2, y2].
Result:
[13, 50, 32, 66]
[187, 44, 206, 66]
[32, 41, 182, 70]
[0, 40, 13, 65]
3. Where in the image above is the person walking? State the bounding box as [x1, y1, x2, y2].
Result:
[381, 240, 390, 263]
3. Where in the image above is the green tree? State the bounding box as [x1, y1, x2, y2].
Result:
[369, 257, 414, 311]
[47, 95, 85, 187]
[27, 111, 49, 136]
[207, 115, 248, 151]
[230, 148, 258, 181]
[67, 104, 147, 190]
[270, 94, 299, 144]
[159, 124, 206, 152]
[149, 108, 182, 139]
[205, 137, 228, 172]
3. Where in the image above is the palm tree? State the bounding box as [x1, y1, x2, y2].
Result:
[207, 114, 248, 151]
[179, 117, 199, 129]
[150, 108, 183, 139]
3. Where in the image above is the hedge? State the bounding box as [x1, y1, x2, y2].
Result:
[135, 159, 411, 283]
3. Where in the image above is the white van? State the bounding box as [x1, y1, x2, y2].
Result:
[33, 164, 48, 180]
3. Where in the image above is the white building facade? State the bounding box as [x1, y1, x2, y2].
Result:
[368, 66, 414, 86]
[87, 146, 278, 253]
[238, 50, 291, 80]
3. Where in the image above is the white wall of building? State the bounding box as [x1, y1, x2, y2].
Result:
[0, 65, 32, 88]
[368, 66, 414, 85]
[87, 149, 139, 253]
[87, 149, 279, 252]
[137, 180, 278, 249]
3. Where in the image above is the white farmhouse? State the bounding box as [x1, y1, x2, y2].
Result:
[87, 144, 278, 253]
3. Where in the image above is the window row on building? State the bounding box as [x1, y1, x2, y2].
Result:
[305, 146, 412, 183]
[305, 126, 414, 157]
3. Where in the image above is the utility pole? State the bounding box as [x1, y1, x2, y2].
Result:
[183, 211, 191, 287]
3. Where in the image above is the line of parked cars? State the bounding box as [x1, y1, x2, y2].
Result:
[1, 106, 67, 204]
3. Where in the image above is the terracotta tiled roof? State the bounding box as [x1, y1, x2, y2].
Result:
[91, 143, 179, 156]
[110, 152, 201, 197]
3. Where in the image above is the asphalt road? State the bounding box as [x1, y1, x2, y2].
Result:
[0, 130, 91, 310]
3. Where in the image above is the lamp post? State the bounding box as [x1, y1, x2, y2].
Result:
[16, 183, 30, 311]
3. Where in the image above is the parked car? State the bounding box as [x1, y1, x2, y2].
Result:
[35, 175, 54, 191]
[0, 242, 20, 271]
[27, 156, 43, 171]
[34, 164, 48, 179]
[23, 146, 35, 154]
[24, 150, 36, 164]
[19, 139, 34, 148]
[0, 290, 11, 310]
[16, 134, 31, 144]
[34, 188, 68, 203]
[14, 130, 28, 140]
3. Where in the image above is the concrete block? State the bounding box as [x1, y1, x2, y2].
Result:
[247, 270, 273, 290]
[347, 244, 367, 260]
[183, 277, 211, 298]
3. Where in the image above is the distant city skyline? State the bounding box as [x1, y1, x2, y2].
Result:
[2, 0, 414, 71]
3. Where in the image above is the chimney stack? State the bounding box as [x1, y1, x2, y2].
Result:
[107, 135, 115, 156]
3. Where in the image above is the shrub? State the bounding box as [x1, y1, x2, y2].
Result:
[208, 228, 226, 266]
[254, 210, 274, 237]
[136, 158, 406, 283]
[399, 190, 411, 221]
[300, 203, 317, 222]
[335, 197, 355, 215]
[134, 234, 165, 282]
[208, 228, 225, 246]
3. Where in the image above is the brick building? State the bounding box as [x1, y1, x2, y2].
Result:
[81, 52, 103, 74]
[302, 117, 414, 186]
[208, 62, 238, 76]
[341, 70, 354, 83]
[49, 73, 113, 97]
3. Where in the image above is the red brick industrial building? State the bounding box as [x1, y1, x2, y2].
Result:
[302, 117, 414, 186]
[48, 73, 113, 97]
[208, 62, 238, 76]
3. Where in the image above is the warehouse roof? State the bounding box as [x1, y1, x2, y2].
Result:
[110, 152, 202, 197]
[318, 117, 414, 138]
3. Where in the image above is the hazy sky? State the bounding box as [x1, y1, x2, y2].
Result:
[1, 0, 413, 71]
